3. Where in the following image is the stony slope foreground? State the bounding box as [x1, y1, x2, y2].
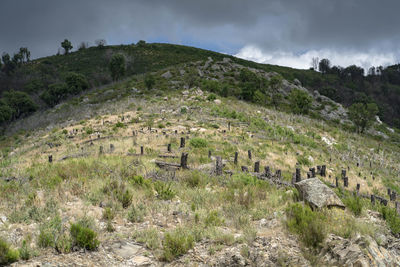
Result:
[2, 56, 400, 266]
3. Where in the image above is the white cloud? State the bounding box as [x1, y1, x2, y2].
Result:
[235, 45, 398, 71]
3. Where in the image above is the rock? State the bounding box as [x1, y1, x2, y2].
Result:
[214, 99, 222, 105]
[161, 71, 172, 79]
[295, 178, 345, 209]
[111, 241, 142, 259]
[182, 90, 189, 96]
[179, 69, 185, 76]
[293, 78, 302, 86]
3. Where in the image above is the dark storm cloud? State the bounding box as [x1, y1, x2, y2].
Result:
[0, 0, 399, 64]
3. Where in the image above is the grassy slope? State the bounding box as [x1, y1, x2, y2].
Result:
[0, 65, 399, 264]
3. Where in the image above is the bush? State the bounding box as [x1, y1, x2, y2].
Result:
[207, 93, 217, 101]
[0, 238, 19, 265]
[65, 72, 89, 94]
[109, 54, 126, 81]
[144, 74, 155, 89]
[127, 204, 147, 223]
[204, 210, 224, 227]
[288, 89, 313, 115]
[162, 228, 194, 262]
[343, 194, 363, 216]
[117, 189, 133, 208]
[18, 239, 32, 260]
[102, 207, 115, 221]
[379, 205, 400, 235]
[183, 171, 205, 188]
[70, 223, 99, 251]
[189, 138, 208, 148]
[154, 182, 175, 200]
[286, 203, 326, 248]
[38, 216, 63, 248]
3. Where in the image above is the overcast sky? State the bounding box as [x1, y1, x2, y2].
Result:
[1, 0, 399, 70]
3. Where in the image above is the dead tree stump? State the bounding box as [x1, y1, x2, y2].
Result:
[140, 146, 144, 155]
[275, 170, 282, 179]
[343, 177, 349, 187]
[180, 137, 185, 148]
[167, 144, 171, 153]
[321, 165, 326, 177]
[110, 144, 115, 153]
[208, 150, 212, 158]
[241, 166, 248, 172]
[335, 177, 339, 187]
[248, 150, 252, 160]
[48, 155, 53, 163]
[234, 152, 238, 165]
[265, 166, 271, 178]
[180, 153, 188, 169]
[309, 167, 316, 178]
[216, 156, 223, 176]
[254, 161, 260, 173]
[371, 195, 376, 205]
[295, 168, 301, 183]
[341, 170, 347, 179]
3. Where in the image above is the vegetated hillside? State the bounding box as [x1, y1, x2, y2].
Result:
[2, 41, 400, 129]
[1, 61, 400, 266]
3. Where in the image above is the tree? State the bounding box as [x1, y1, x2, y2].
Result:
[0, 100, 13, 124]
[348, 102, 379, 133]
[65, 72, 89, 94]
[288, 89, 313, 114]
[144, 74, 155, 89]
[95, 39, 106, 48]
[311, 57, 319, 71]
[19, 47, 30, 62]
[318, 58, 331, 74]
[61, 39, 73, 54]
[109, 54, 126, 81]
[1, 53, 16, 75]
[3, 90, 37, 119]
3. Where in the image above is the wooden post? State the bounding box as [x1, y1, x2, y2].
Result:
[356, 183, 360, 193]
[241, 166, 248, 172]
[254, 161, 260, 173]
[167, 144, 171, 153]
[181, 152, 188, 169]
[343, 177, 348, 187]
[248, 150, 252, 160]
[295, 168, 301, 183]
[48, 155, 53, 163]
[216, 156, 223, 176]
[234, 152, 238, 165]
[180, 137, 185, 148]
[140, 146, 144, 155]
[371, 195, 375, 205]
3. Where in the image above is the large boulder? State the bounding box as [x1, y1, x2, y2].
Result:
[295, 178, 345, 210]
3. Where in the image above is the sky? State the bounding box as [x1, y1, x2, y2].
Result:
[1, 0, 399, 71]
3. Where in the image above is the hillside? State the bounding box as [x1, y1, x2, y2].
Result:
[2, 42, 400, 130]
[1, 56, 400, 266]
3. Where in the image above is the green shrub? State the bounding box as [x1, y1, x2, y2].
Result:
[117, 189, 133, 208]
[70, 223, 99, 251]
[162, 228, 194, 262]
[127, 204, 147, 223]
[38, 216, 62, 248]
[189, 138, 208, 148]
[154, 182, 175, 200]
[183, 170, 206, 188]
[205, 210, 224, 227]
[343, 194, 363, 216]
[0, 237, 19, 265]
[286, 203, 326, 248]
[207, 93, 217, 101]
[132, 228, 160, 250]
[102, 207, 115, 220]
[18, 239, 32, 260]
[379, 205, 400, 234]
[129, 175, 152, 188]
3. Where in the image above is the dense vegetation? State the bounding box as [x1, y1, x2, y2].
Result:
[1, 41, 400, 129]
